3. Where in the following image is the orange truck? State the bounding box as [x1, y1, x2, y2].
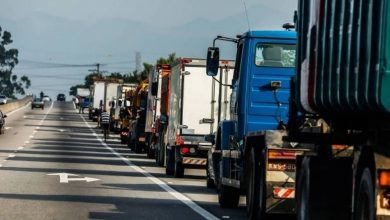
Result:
[127, 80, 149, 153]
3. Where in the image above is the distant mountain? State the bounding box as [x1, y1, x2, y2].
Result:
[0, 3, 295, 98]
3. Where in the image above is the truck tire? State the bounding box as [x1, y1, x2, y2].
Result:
[135, 141, 143, 154]
[297, 155, 353, 220]
[156, 135, 165, 167]
[174, 161, 184, 178]
[247, 147, 266, 220]
[206, 164, 215, 188]
[146, 136, 155, 159]
[218, 182, 240, 208]
[165, 148, 174, 175]
[297, 156, 329, 220]
[218, 162, 240, 208]
[354, 168, 375, 220]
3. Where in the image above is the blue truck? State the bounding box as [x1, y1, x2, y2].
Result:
[205, 27, 304, 219]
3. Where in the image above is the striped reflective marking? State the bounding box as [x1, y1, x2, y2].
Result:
[182, 157, 207, 165]
[273, 187, 295, 199]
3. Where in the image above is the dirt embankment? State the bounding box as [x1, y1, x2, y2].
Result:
[0, 96, 32, 114]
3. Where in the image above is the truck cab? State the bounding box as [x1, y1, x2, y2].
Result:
[206, 30, 298, 217]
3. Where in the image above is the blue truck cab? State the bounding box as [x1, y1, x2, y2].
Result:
[206, 29, 299, 218]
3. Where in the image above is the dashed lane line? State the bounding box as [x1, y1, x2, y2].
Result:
[79, 112, 219, 220]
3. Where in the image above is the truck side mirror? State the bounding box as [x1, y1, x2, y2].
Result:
[151, 82, 158, 96]
[206, 47, 220, 76]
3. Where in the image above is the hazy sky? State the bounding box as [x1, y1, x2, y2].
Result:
[1, 0, 297, 98]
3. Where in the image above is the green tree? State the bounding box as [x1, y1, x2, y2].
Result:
[156, 52, 178, 65]
[0, 26, 31, 98]
[69, 84, 86, 96]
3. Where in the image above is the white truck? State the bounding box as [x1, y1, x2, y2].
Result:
[164, 58, 234, 177]
[89, 81, 105, 121]
[76, 88, 90, 97]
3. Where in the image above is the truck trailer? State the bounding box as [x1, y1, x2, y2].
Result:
[145, 65, 169, 159]
[89, 81, 105, 121]
[164, 58, 235, 178]
[290, 0, 390, 219]
[154, 65, 172, 167]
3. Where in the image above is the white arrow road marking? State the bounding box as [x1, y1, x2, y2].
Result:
[47, 173, 100, 183]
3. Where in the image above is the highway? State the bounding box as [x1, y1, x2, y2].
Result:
[0, 101, 250, 220]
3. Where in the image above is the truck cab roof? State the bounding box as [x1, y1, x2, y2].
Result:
[240, 30, 296, 40]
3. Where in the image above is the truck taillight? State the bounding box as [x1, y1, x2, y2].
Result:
[379, 170, 390, 187]
[181, 147, 190, 154]
[268, 150, 296, 160]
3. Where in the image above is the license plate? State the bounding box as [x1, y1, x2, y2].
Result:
[268, 162, 296, 172]
[139, 137, 145, 142]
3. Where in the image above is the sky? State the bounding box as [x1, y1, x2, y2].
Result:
[0, 0, 297, 99]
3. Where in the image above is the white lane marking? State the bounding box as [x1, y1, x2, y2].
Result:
[80, 114, 219, 220]
[47, 173, 100, 183]
[18, 147, 24, 150]
[24, 141, 29, 144]
[6, 101, 31, 116]
[4, 127, 11, 130]
[8, 154, 15, 158]
[222, 216, 230, 219]
[35, 127, 40, 129]
[0, 164, 3, 167]
[29, 135, 34, 138]
[60, 117, 64, 120]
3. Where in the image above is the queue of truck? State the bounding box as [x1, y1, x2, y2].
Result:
[76, 1, 390, 219]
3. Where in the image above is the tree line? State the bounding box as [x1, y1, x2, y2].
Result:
[69, 53, 178, 96]
[0, 26, 31, 99]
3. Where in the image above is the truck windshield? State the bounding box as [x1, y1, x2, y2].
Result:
[255, 43, 296, 68]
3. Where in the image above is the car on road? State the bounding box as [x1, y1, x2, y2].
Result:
[42, 95, 51, 102]
[0, 95, 8, 104]
[57, 93, 66, 101]
[0, 110, 7, 134]
[31, 97, 44, 110]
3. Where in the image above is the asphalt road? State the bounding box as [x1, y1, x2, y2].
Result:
[0, 101, 297, 220]
[0, 101, 250, 220]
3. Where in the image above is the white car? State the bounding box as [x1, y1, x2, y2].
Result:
[42, 95, 51, 102]
[0, 95, 7, 104]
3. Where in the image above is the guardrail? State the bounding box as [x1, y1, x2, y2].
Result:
[0, 96, 33, 114]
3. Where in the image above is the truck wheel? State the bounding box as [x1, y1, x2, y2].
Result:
[165, 148, 174, 175]
[218, 181, 240, 208]
[174, 161, 184, 178]
[354, 168, 374, 220]
[156, 136, 165, 167]
[146, 136, 155, 159]
[297, 156, 329, 220]
[218, 162, 240, 208]
[247, 147, 265, 219]
[206, 163, 215, 188]
[135, 142, 142, 153]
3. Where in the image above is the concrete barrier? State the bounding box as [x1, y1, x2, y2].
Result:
[0, 96, 32, 114]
